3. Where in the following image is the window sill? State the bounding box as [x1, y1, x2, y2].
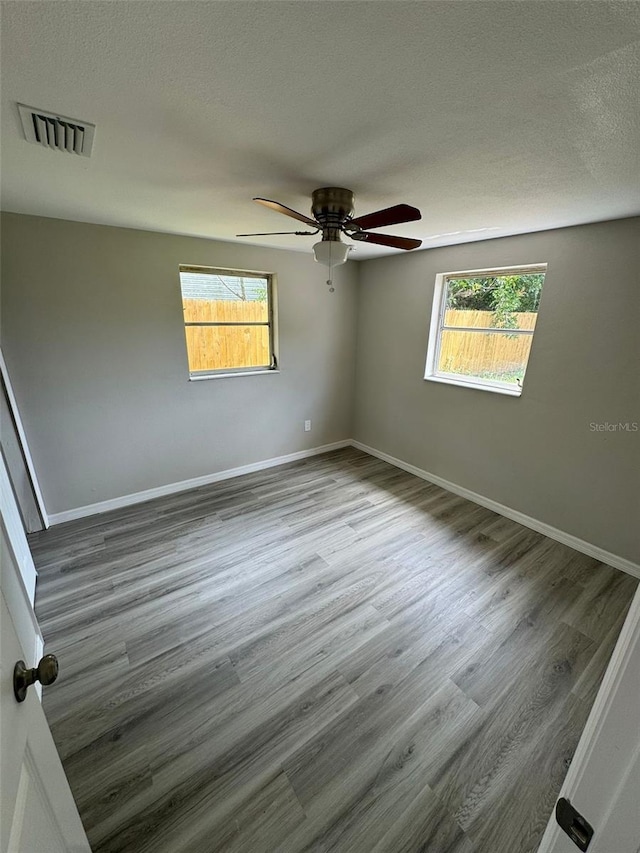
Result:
[189, 369, 280, 381]
[424, 373, 522, 397]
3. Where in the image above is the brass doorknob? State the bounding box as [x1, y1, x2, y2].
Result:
[13, 654, 59, 703]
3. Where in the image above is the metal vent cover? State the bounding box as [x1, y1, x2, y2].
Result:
[17, 104, 95, 157]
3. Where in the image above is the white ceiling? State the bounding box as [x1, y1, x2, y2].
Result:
[1, 1, 639, 259]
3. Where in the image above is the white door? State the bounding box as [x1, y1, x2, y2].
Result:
[537, 584, 640, 853]
[1, 456, 90, 853]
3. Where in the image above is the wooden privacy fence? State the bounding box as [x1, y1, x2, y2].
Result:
[182, 302, 537, 377]
[182, 298, 270, 372]
[439, 311, 537, 377]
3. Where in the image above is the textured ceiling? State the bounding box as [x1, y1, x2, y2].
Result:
[1, 1, 639, 258]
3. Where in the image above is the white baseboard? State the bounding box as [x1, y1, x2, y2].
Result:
[48, 440, 352, 525]
[351, 440, 640, 579]
[48, 436, 640, 580]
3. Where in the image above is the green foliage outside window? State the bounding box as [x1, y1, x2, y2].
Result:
[446, 274, 544, 329]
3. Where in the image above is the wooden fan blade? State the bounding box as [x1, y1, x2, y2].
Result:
[237, 230, 318, 236]
[350, 203, 421, 230]
[353, 232, 422, 250]
[253, 198, 318, 227]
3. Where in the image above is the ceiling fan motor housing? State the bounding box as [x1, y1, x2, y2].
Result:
[245, 190, 421, 251]
[311, 187, 355, 241]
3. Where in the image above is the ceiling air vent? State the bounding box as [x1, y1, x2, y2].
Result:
[17, 104, 95, 157]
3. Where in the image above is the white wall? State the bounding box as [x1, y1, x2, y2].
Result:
[0, 213, 358, 515]
[353, 217, 640, 564]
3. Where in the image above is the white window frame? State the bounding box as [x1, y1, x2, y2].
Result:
[179, 265, 278, 381]
[424, 263, 547, 397]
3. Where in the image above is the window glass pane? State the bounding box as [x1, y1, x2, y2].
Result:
[180, 272, 269, 323]
[444, 309, 537, 332]
[185, 325, 271, 372]
[444, 273, 544, 332]
[437, 329, 534, 385]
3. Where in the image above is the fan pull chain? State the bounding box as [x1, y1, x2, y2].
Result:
[326, 258, 336, 292]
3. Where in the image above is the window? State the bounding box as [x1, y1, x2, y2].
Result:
[178, 266, 276, 379]
[425, 264, 547, 396]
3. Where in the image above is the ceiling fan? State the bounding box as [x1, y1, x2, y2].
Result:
[237, 187, 422, 289]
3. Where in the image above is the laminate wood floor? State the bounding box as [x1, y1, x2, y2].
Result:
[30, 448, 637, 853]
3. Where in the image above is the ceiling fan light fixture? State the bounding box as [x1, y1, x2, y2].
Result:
[312, 240, 351, 267]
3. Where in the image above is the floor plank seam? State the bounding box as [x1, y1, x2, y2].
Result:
[30, 448, 637, 853]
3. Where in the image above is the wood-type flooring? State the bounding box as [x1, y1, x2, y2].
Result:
[30, 448, 638, 853]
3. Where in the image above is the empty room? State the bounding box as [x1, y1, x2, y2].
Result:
[1, 2, 639, 852]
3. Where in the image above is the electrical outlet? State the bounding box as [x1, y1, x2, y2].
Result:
[304, 420, 312, 432]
